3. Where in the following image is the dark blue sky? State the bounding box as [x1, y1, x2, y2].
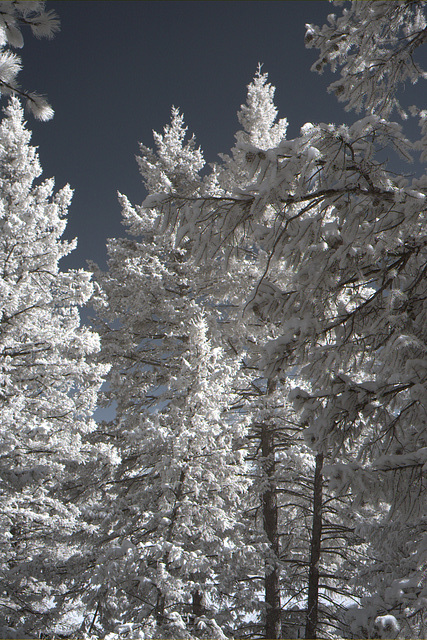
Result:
[16, 1, 422, 271]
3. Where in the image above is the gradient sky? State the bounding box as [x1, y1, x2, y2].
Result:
[17, 1, 425, 271]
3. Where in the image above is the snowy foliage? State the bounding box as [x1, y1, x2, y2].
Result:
[137, 107, 204, 197]
[85, 313, 252, 637]
[0, 1, 59, 119]
[306, 0, 427, 118]
[236, 64, 288, 150]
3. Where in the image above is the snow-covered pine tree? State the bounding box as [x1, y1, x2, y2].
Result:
[209, 68, 290, 639]
[86, 111, 255, 639]
[198, 68, 366, 640]
[138, 2, 427, 636]
[304, 3, 427, 636]
[0, 97, 108, 638]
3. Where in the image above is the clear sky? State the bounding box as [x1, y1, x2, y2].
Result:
[16, 1, 423, 271]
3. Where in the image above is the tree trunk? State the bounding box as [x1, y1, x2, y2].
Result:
[192, 589, 206, 618]
[155, 587, 165, 625]
[261, 422, 282, 639]
[304, 452, 324, 640]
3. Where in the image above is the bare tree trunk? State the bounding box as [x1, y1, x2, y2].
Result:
[304, 452, 324, 640]
[261, 422, 282, 639]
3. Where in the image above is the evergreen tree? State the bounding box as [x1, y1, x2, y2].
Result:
[0, 98, 107, 638]
[207, 68, 365, 640]
[86, 112, 255, 639]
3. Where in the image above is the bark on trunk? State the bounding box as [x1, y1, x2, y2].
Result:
[261, 422, 282, 639]
[192, 589, 205, 618]
[155, 588, 165, 625]
[304, 452, 324, 640]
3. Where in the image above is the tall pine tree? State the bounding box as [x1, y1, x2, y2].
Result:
[0, 98, 107, 638]
[86, 111, 254, 639]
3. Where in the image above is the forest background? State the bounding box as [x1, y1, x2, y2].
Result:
[0, 2, 426, 640]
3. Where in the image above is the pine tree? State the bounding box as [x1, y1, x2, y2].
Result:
[86, 112, 255, 639]
[207, 68, 289, 639]
[197, 69, 363, 640]
[0, 98, 107, 638]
